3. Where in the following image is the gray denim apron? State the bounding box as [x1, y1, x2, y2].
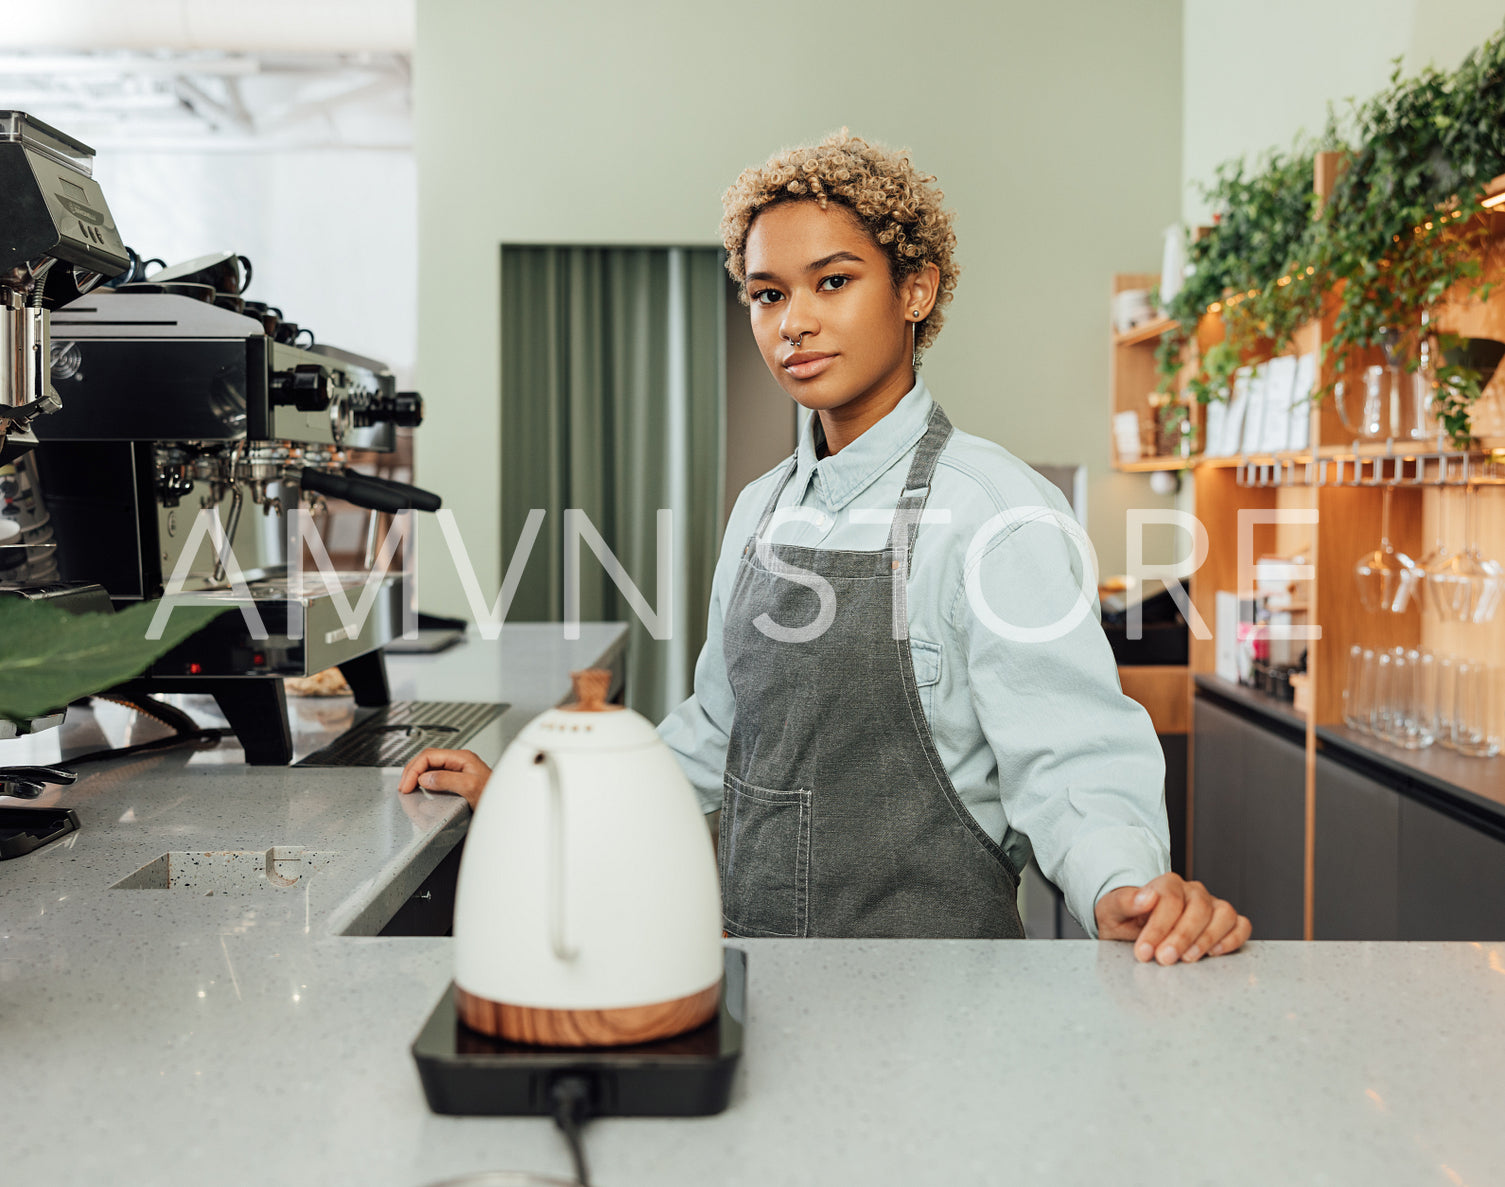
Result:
[719, 404, 1025, 939]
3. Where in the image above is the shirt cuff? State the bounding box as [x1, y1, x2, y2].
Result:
[1057, 825, 1171, 939]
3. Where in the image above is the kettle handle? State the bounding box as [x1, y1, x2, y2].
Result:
[535, 749, 578, 961]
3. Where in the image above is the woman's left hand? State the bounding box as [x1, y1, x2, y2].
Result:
[1095, 873, 1251, 964]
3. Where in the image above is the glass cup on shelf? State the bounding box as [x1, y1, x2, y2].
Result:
[1388, 647, 1435, 750]
[1346, 647, 1379, 734]
[1343, 644, 1368, 731]
[1355, 485, 1420, 614]
[1433, 653, 1458, 750]
[1376, 646, 1427, 748]
[1452, 661, 1500, 758]
[1415, 649, 1438, 738]
[1371, 648, 1397, 739]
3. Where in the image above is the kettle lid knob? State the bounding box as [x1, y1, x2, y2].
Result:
[564, 669, 617, 713]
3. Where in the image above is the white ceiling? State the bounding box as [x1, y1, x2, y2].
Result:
[0, 1, 413, 151]
[0, 0, 413, 53]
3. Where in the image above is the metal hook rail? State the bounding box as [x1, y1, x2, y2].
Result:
[1235, 440, 1505, 489]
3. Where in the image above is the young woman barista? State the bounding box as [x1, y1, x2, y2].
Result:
[401, 131, 1251, 966]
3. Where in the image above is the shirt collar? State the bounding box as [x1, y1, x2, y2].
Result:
[790, 376, 935, 511]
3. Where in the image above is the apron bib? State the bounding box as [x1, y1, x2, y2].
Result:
[719, 405, 1025, 939]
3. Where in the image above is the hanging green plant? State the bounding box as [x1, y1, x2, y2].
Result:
[1317, 32, 1505, 445]
[1152, 25, 1505, 446]
[1157, 141, 1330, 404]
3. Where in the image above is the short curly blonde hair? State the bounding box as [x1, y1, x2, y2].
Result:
[720, 129, 959, 358]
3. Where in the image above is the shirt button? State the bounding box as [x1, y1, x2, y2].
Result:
[816, 513, 828, 528]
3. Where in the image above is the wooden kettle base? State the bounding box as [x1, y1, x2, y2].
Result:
[455, 979, 722, 1047]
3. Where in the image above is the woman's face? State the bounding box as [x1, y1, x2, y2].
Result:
[743, 200, 931, 417]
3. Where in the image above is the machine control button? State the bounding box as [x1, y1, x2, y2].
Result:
[353, 390, 423, 428]
[270, 364, 331, 412]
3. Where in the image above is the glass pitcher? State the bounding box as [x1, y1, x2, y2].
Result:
[1334, 365, 1388, 440]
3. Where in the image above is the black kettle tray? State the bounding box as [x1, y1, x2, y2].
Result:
[412, 947, 744, 1117]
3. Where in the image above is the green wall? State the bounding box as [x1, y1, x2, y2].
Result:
[1182, 0, 1505, 224]
[413, 0, 1186, 620]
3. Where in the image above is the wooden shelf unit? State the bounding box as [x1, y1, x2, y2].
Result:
[1123, 157, 1505, 940]
[1114, 315, 1179, 348]
[1116, 456, 1197, 473]
[1109, 273, 1199, 471]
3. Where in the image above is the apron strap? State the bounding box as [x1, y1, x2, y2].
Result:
[751, 453, 801, 545]
[888, 404, 953, 561]
[887, 405, 952, 638]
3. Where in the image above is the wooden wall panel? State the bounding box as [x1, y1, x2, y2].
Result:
[1312, 484, 1425, 725]
[1119, 665, 1190, 734]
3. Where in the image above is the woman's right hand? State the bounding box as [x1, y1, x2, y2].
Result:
[398, 748, 492, 811]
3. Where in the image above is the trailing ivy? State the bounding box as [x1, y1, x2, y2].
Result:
[1318, 34, 1505, 443]
[1156, 24, 1505, 446]
[1157, 142, 1329, 404]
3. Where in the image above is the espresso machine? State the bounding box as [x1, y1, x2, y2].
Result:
[2, 110, 443, 767]
[0, 112, 128, 840]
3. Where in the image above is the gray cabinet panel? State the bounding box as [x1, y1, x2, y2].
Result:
[1021, 859, 1091, 940]
[1237, 713, 1305, 941]
[1201, 693, 1505, 942]
[1313, 754, 1399, 940]
[1192, 699, 1245, 907]
[1192, 698, 1305, 940]
[1399, 797, 1505, 940]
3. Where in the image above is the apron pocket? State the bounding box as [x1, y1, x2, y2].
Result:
[719, 774, 811, 938]
[910, 637, 943, 723]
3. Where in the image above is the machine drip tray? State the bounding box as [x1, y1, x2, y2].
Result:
[0, 807, 81, 860]
[296, 701, 509, 768]
[412, 948, 745, 1117]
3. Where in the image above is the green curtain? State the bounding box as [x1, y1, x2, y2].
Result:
[500, 246, 725, 722]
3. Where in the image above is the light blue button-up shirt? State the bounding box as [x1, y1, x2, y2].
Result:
[657, 376, 1170, 936]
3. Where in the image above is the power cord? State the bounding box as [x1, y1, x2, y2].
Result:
[59, 694, 228, 770]
[92, 692, 199, 736]
[63, 726, 229, 769]
[549, 1075, 595, 1187]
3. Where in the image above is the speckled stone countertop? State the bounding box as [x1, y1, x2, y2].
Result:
[6, 624, 1505, 1186]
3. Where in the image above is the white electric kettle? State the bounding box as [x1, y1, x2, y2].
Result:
[452, 670, 724, 1046]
